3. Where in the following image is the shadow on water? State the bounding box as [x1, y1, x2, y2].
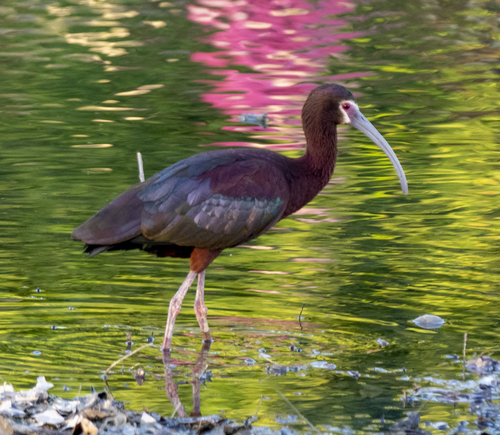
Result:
[0, 0, 500, 432]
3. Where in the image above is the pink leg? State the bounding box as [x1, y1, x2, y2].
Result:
[163, 271, 197, 351]
[163, 350, 188, 417]
[194, 270, 212, 343]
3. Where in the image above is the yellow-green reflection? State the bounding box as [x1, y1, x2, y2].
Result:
[0, 0, 499, 432]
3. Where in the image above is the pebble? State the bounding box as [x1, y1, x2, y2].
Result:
[412, 314, 444, 329]
[310, 360, 336, 370]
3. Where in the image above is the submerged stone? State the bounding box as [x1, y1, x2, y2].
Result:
[412, 314, 445, 329]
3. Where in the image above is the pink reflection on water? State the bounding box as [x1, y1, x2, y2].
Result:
[188, 0, 368, 147]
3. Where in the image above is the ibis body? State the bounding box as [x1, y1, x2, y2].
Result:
[72, 84, 408, 350]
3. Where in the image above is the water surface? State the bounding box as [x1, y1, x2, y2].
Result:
[0, 0, 499, 432]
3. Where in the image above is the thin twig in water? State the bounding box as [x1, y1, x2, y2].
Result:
[255, 395, 263, 419]
[277, 390, 319, 434]
[171, 402, 182, 418]
[298, 303, 305, 330]
[463, 332, 468, 380]
[103, 377, 114, 399]
[137, 152, 145, 182]
[260, 353, 275, 364]
[104, 343, 153, 378]
[77, 383, 82, 398]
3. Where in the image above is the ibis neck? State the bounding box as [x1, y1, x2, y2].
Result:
[283, 126, 338, 217]
[303, 126, 338, 174]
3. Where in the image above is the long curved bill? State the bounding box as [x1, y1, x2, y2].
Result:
[349, 107, 408, 195]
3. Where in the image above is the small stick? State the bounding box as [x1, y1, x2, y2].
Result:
[255, 395, 263, 419]
[103, 376, 115, 399]
[171, 401, 182, 418]
[137, 152, 145, 182]
[463, 332, 468, 380]
[77, 383, 82, 398]
[298, 303, 305, 330]
[277, 390, 319, 434]
[260, 353, 276, 364]
[104, 343, 153, 378]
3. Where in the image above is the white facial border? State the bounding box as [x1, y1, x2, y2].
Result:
[338, 100, 358, 125]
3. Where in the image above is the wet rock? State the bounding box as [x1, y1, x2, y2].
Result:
[377, 338, 389, 347]
[412, 315, 444, 329]
[0, 382, 15, 396]
[17, 376, 53, 404]
[265, 364, 307, 376]
[310, 360, 336, 370]
[409, 387, 472, 404]
[5, 418, 36, 434]
[479, 375, 498, 387]
[102, 411, 127, 428]
[347, 371, 360, 380]
[74, 417, 99, 435]
[35, 409, 65, 426]
[83, 408, 112, 420]
[140, 412, 157, 424]
[53, 397, 78, 416]
[444, 354, 459, 360]
[224, 422, 248, 435]
[0, 415, 14, 435]
[275, 414, 298, 424]
[426, 421, 449, 430]
[237, 113, 268, 129]
[0, 400, 26, 417]
[467, 355, 500, 375]
[389, 412, 429, 433]
[135, 367, 146, 386]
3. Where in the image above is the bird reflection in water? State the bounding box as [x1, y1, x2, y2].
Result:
[162, 341, 212, 418]
[103, 340, 212, 417]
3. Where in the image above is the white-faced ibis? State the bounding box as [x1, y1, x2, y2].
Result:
[72, 84, 408, 350]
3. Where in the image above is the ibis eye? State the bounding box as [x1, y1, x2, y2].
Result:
[342, 103, 351, 110]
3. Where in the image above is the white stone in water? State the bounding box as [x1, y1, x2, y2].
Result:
[478, 375, 498, 387]
[428, 421, 449, 430]
[64, 414, 82, 429]
[377, 338, 389, 347]
[35, 376, 54, 392]
[141, 412, 157, 424]
[53, 398, 77, 414]
[412, 314, 444, 329]
[0, 382, 15, 396]
[0, 400, 26, 417]
[35, 409, 65, 426]
[310, 361, 336, 370]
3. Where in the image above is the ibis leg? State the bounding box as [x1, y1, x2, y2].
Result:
[163, 270, 197, 351]
[194, 270, 212, 343]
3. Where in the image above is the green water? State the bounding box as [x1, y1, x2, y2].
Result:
[0, 0, 499, 432]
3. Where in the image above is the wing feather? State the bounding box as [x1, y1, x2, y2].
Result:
[72, 149, 290, 251]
